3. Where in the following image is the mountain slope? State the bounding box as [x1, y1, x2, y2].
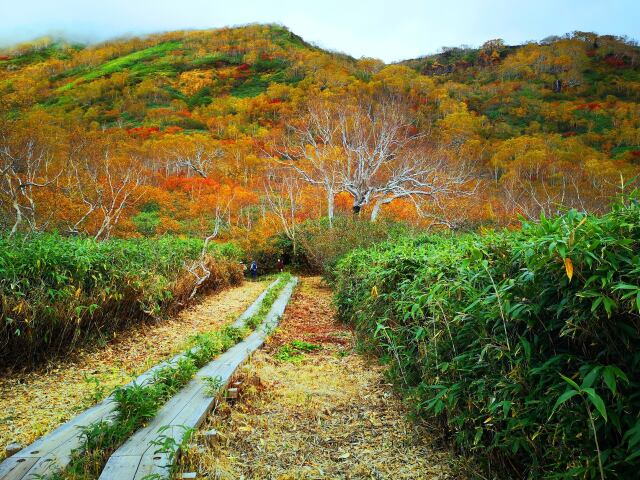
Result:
[0, 25, 639, 240]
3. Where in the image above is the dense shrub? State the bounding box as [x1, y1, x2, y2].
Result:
[270, 215, 410, 276]
[333, 198, 640, 478]
[0, 234, 243, 366]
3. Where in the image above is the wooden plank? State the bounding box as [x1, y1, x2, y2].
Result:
[98, 455, 142, 480]
[0, 279, 282, 480]
[99, 277, 298, 480]
[0, 458, 38, 479]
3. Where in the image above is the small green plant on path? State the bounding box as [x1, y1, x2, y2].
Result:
[274, 340, 322, 363]
[202, 375, 224, 396]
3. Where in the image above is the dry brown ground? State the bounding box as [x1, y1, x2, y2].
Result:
[0, 279, 269, 456]
[178, 277, 456, 480]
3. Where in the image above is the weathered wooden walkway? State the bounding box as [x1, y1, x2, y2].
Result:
[0, 278, 290, 480]
[99, 276, 298, 479]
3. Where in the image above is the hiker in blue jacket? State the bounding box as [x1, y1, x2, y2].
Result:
[249, 260, 258, 280]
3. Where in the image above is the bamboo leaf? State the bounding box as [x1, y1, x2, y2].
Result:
[564, 257, 573, 282]
[552, 390, 579, 416]
[560, 373, 580, 391]
[583, 388, 608, 422]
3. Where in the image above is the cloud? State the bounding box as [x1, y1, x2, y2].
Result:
[1, 0, 638, 62]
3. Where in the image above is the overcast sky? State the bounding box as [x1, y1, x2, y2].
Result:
[1, 0, 638, 62]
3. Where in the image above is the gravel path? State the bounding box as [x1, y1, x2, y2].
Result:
[178, 277, 457, 479]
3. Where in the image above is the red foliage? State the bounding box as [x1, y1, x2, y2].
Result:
[576, 102, 602, 111]
[232, 63, 252, 79]
[0, 56, 10, 61]
[631, 151, 640, 158]
[604, 55, 628, 68]
[269, 98, 284, 104]
[162, 176, 220, 192]
[127, 126, 160, 139]
[163, 126, 184, 134]
[562, 131, 578, 137]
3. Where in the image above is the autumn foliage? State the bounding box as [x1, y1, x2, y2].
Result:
[0, 25, 638, 242]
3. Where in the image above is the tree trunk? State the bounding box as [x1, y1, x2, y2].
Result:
[553, 79, 562, 93]
[327, 186, 334, 227]
[370, 201, 382, 221]
[10, 200, 22, 237]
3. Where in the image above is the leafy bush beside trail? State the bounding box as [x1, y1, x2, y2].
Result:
[0, 234, 243, 366]
[257, 216, 410, 276]
[333, 198, 640, 478]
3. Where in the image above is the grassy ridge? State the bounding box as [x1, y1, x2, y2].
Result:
[0, 234, 243, 366]
[333, 197, 640, 478]
[57, 41, 182, 91]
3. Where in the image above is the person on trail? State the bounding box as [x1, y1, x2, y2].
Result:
[276, 258, 284, 272]
[250, 260, 258, 280]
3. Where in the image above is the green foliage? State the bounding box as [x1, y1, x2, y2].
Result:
[132, 211, 161, 236]
[0, 234, 242, 366]
[187, 86, 213, 108]
[573, 108, 613, 133]
[65, 356, 198, 479]
[333, 195, 640, 478]
[244, 273, 291, 330]
[202, 375, 224, 396]
[189, 52, 244, 68]
[252, 56, 290, 73]
[0, 41, 79, 68]
[58, 41, 182, 91]
[274, 340, 322, 363]
[269, 25, 309, 50]
[231, 76, 269, 98]
[279, 215, 410, 276]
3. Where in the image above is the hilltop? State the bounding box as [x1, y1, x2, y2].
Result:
[0, 24, 356, 131]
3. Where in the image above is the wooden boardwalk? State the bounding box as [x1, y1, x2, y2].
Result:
[0, 279, 284, 480]
[99, 276, 298, 479]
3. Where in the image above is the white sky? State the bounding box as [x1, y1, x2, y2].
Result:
[0, 0, 638, 62]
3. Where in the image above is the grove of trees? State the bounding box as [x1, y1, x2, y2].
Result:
[0, 25, 639, 248]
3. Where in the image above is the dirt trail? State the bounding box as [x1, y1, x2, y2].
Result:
[178, 277, 455, 479]
[0, 279, 269, 455]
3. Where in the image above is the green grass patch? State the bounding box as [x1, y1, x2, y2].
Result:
[58, 41, 182, 91]
[274, 340, 322, 363]
[231, 76, 269, 98]
[189, 52, 244, 68]
[612, 145, 640, 158]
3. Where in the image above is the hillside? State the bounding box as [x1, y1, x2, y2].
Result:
[2, 24, 640, 480]
[1, 25, 639, 243]
[400, 33, 640, 146]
